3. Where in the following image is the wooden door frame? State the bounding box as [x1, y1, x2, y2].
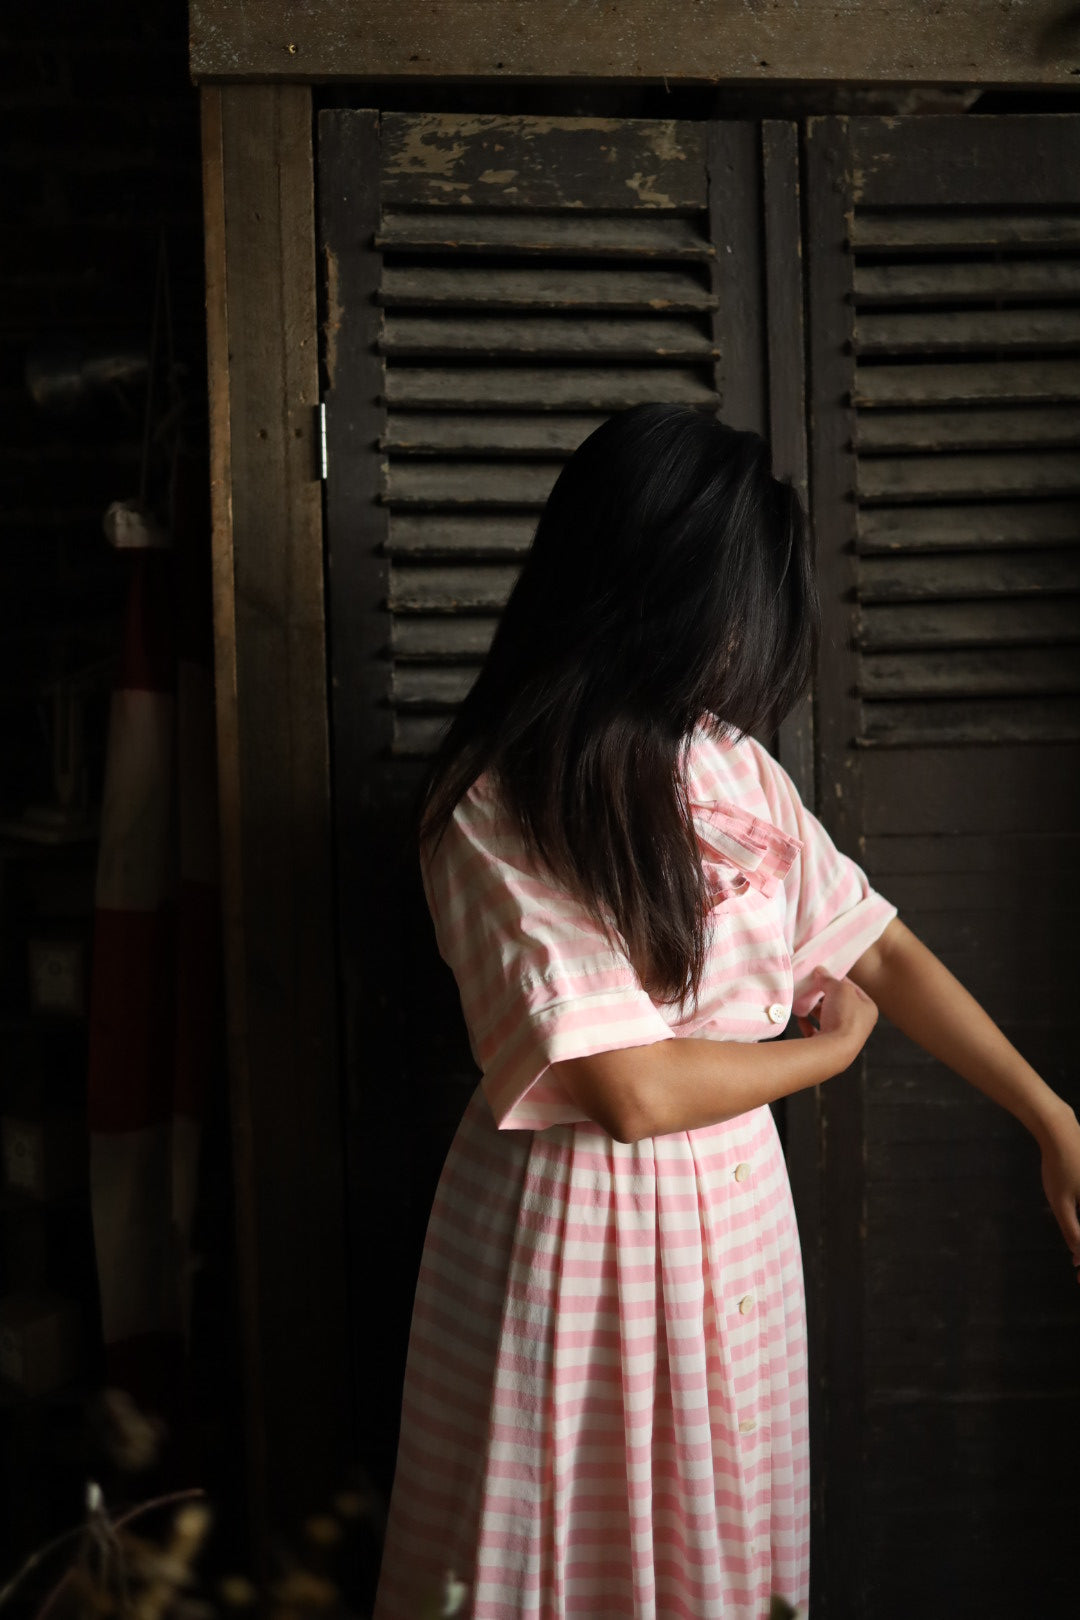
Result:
[201, 83, 352, 1568]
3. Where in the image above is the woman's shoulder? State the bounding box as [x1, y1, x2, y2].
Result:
[684, 718, 780, 803]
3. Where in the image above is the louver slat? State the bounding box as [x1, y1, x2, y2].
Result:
[849, 212, 1080, 249]
[379, 313, 719, 359]
[392, 666, 479, 708]
[856, 451, 1080, 500]
[859, 697, 1080, 746]
[859, 600, 1080, 652]
[375, 212, 715, 258]
[859, 648, 1080, 699]
[852, 359, 1080, 407]
[388, 564, 520, 614]
[385, 514, 537, 555]
[854, 406, 1080, 452]
[854, 309, 1080, 354]
[378, 266, 718, 311]
[384, 463, 560, 508]
[384, 366, 718, 410]
[858, 553, 1080, 602]
[381, 414, 604, 456]
[392, 618, 496, 661]
[853, 261, 1080, 303]
[856, 502, 1080, 554]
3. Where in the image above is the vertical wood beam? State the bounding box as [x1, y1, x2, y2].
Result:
[200, 82, 351, 1567]
[706, 120, 766, 441]
[803, 113, 867, 1619]
[760, 114, 827, 1605]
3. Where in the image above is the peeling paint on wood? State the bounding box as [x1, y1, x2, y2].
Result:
[380, 114, 707, 211]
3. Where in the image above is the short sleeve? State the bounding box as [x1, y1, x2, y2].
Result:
[747, 740, 899, 1019]
[422, 780, 675, 1131]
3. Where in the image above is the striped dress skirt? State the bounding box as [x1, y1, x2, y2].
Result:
[371, 1083, 811, 1620]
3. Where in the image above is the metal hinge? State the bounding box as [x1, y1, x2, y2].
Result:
[317, 400, 328, 480]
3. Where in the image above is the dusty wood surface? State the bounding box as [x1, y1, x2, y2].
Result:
[803, 114, 870, 1619]
[810, 113, 1080, 1614]
[189, 0, 1080, 85]
[200, 82, 350, 1563]
[380, 112, 707, 209]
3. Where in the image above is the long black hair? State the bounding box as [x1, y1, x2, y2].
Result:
[420, 402, 819, 1007]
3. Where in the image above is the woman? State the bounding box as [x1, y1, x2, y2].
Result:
[371, 404, 1080, 1619]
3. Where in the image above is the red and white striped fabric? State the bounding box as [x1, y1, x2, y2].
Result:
[373, 723, 897, 1620]
[87, 445, 222, 1437]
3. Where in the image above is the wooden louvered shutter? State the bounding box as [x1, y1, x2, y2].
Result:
[804, 115, 1080, 1617]
[316, 111, 793, 1488]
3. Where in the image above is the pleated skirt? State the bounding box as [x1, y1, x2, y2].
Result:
[372, 1085, 810, 1620]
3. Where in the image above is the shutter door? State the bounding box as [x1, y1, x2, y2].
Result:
[805, 114, 1080, 1617]
[316, 111, 784, 1495]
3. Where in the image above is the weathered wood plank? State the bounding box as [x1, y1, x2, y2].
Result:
[378, 265, 717, 311]
[189, 4, 1080, 86]
[393, 713, 453, 757]
[392, 665, 479, 709]
[706, 121, 765, 437]
[383, 462, 560, 507]
[864, 829, 1080, 875]
[803, 115, 866, 1620]
[854, 405, 1080, 452]
[380, 113, 707, 210]
[859, 598, 1080, 650]
[388, 562, 520, 612]
[859, 695, 1080, 746]
[385, 512, 539, 554]
[852, 358, 1080, 407]
[863, 744, 1080, 834]
[856, 449, 1080, 500]
[379, 312, 719, 359]
[858, 647, 1080, 700]
[201, 82, 348, 1567]
[392, 616, 497, 660]
[853, 259, 1080, 304]
[850, 213, 1080, 250]
[856, 501, 1080, 554]
[375, 211, 716, 258]
[855, 308, 1080, 355]
[383, 365, 718, 410]
[865, 860, 1080, 913]
[850, 115, 1080, 207]
[857, 552, 1080, 602]
[381, 413, 599, 457]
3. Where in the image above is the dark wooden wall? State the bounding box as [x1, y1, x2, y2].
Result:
[805, 115, 1080, 1613]
[312, 105, 1080, 1617]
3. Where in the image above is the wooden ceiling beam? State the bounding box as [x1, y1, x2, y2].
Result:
[189, 0, 1080, 87]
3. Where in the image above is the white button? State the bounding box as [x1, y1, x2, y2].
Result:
[739, 1417, 757, 1433]
[767, 1002, 787, 1024]
[734, 1162, 751, 1183]
[738, 1294, 754, 1315]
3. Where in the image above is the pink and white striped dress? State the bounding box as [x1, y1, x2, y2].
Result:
[373, 725, 897, 1620]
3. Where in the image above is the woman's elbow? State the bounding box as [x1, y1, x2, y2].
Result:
[550, 1051, 655, 1144]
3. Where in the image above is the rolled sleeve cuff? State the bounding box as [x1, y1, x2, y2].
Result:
[480, 988, 675, 1132]
[790, 891, 899, 1019]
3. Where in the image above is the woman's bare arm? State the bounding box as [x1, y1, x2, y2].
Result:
[845, 916, 1080, 1268]
[554, 912, 1080, 1271]
[551, 964, 877, 1144]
